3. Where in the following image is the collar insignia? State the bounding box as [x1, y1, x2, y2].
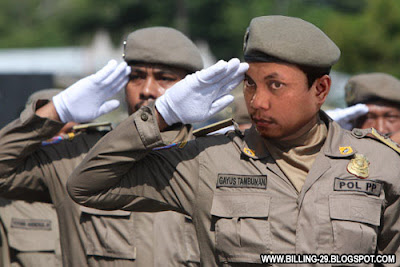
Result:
[347, 153, 370, 178]
[339, 146, 353, 155]
[243, 147, 256, 157]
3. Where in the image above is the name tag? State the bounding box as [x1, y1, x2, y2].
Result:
[334, 177, 382, 196]
[217, 174, 267, 189]
[11, 218, 52, 231]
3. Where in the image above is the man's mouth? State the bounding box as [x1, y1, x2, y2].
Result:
[134, 99, 155, 111]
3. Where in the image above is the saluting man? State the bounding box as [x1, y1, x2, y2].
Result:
[344, 73, 400, 143]
[80, 27, 204, 267]
[0, 27, 204, 266]
[68, 16, 400, 266]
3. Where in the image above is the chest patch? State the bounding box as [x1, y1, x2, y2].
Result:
[217, 174, 267, 189]
[11, 218, 52, 231]
[334, 177, 381, 196]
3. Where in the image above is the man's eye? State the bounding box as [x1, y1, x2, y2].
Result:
[386, 114, 400, 118]
[244, 79, 255, 87]
[160, 76, 176, 81]
[269, 81, 283, 90]
[129, 74, 140, 80]
[386, 114, 400, 121]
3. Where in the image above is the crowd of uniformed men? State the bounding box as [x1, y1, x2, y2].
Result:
[1, 15, 400, 267]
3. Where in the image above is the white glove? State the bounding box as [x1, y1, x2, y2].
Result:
[326, 103, 369, 130]
[155, 58, 249, 125]
[52, 60, 130, 123]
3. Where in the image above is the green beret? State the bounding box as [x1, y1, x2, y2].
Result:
[123, 27, 203, 73]
[243, 16, 340, 68]
[345, 73, 400, 106]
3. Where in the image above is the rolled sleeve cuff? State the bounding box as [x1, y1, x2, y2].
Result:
[20, 100, 65, 136]
[133, 105, 164, 149]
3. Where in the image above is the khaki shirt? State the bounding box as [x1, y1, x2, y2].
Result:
[80, 125, 200, 267]
[0, 198, 61, 267]
[0, 102, 200, 267]
[68, 105, 400, 266]
[0, 102, 104, 267]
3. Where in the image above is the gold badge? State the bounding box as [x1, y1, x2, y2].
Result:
[347, 154, 370, 178]
[243, 147, 256, 157]
[339, 146, 353, 155]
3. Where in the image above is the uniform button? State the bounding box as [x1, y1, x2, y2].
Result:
[353, 129, 363, 137]
[141, 113, 149, 121]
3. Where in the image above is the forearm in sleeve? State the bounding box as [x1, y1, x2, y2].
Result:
[68, 105, 199, 215]
[0, 101, 64, 200]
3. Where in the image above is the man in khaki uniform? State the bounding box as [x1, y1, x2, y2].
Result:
[0, 89, 65, 267]
[80, 27, 202, 266]
[344, 73, 400, 143]
[0, 79, 116, 267]
[68, 16, 400, 266]
[0, 27, 203, 266]
[0, 198, 61, 267]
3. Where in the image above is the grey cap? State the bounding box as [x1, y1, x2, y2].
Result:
[243, 16, 340, 68]
[345, 73, 400, 106]
[123, 26, 203, 73]
[26, 88, 62, 106]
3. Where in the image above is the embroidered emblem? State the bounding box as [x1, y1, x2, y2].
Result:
[347, 154, 370, 178]
[339, 146, 353, 155]
[243, 147, 255, 157]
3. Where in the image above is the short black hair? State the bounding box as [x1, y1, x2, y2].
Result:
[297, 65, 331, 88]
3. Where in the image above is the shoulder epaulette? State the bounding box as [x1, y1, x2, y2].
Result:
[72, 122, 112, 132]
[193, 118, 234, 137]
[352, 128, 400, 154]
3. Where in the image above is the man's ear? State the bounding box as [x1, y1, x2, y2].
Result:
[313, 74, 331, 104]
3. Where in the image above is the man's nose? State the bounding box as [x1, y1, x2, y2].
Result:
[250, 88, 271, 111]
[373, 117, 389, 134]
[139, 78, 161, 99]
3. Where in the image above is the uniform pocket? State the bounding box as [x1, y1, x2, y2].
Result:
[79, 206, 136, 259]
[210, 192, 271, 264]
[329, 194, 382, 254]
[0, 200, 59, 253]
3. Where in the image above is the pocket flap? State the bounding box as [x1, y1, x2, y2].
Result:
[329, 194, 382, 226]
[211, 192, 270, 218]
[80, 206, 131, 216]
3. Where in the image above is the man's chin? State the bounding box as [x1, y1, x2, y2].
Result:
[255, 126, 282, 139]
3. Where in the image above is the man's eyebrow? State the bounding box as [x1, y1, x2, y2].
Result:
[265, 72, 280, 79]
[153, 69, 178, 75]
[130, 68, 146, 73]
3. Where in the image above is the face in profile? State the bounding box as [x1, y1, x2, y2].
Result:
[356, 100, 400, 135]
[125, 63, 188, 114]
[243, 62, 329, 140]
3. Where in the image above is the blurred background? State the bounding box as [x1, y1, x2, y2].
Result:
[1, 0, 399, 128]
